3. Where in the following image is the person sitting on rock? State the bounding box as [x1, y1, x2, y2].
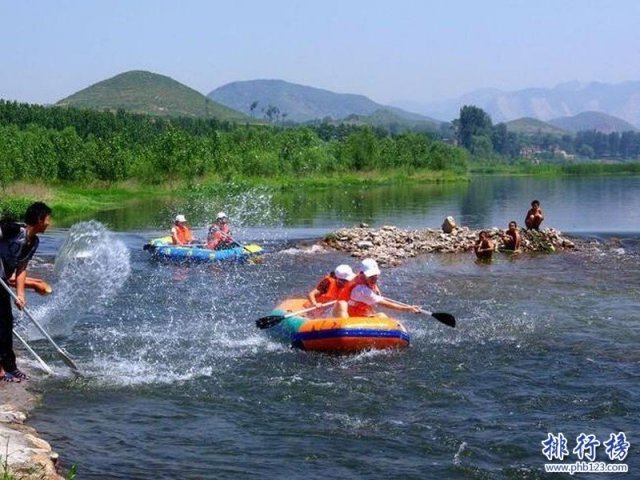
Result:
[474, 230, 495, 259]
[334, 258, 420, 318]
[501, 221, 522, 251]
[525, 200, 544, 231]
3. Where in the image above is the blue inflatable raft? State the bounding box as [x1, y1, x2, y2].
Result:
[143, 236, 263, 263]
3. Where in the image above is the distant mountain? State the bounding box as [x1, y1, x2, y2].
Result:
[208, 79, 441, 126]
[548, 111, 638, 133]
[57, 70, 248, 121]
[505, 117, 568, 135]
[394, 81, 640, 127]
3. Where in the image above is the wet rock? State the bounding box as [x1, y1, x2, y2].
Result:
[441, 216, 457, 234]
[323, 224, 584, 267]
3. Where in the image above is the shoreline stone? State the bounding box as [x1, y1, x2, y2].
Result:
[322, 224, 582, 266]
[0, 370, 64, 480]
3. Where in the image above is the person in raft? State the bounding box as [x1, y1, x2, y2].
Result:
[501, 221, 522, 251]
[170, 214, 195, 246]
[0, 201, 52, 382]
[307, 264, 356, 311]
[334, 258, 421, 318]
[525, 199, 544, 231]
[207, 212, 234, 250]
[474, 230, 495, 260]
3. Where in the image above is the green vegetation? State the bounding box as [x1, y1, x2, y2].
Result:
[454, 105, 640, 162]
[504, 117, 567, 135]
[57, 70, 249, 122]
[0, 99, 469, 218]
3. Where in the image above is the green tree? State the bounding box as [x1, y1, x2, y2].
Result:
[456, 105, 493, 150]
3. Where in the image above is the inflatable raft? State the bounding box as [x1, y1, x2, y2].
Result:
[143, 236, 263, 263]
[266, 298, 410, 353]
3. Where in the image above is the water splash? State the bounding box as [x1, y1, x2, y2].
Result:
[29, 221, 131, 335]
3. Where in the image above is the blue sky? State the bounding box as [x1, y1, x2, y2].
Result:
[2, 0, 639, 105]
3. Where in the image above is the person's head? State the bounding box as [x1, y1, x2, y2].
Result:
[531, 200, 540, 208]
[479, 230, 488, 240]
[24, 201, 52, 233]
[508, 221, 517, 230]
[216, 212, 227, 224]
[175, 214, 187, 225]
[361, 258, 381, 286]
[334, 264, 355, 286]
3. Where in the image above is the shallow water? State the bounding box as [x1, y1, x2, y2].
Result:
[19, 176, 640, 478]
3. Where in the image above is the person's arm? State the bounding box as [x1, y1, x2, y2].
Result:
[170, 226, 181, 245]
[377, 297, 421, 313]
[13, 266, 27, 310]
[307, 278, 330, 306]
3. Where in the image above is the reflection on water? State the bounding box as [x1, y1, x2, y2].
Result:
[80, 176, 640, 234]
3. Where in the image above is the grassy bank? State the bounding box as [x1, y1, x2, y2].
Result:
[2, 163, 639, 222]
[0, 171, 467, 221]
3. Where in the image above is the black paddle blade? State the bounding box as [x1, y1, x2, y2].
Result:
[255, 315, 285, 329]
[432, 312, 456, 328]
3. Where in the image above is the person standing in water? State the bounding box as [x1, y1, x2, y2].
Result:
[474, 230, 495, 260]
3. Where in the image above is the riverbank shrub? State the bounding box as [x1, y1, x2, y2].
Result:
[0, 100, 468, 185]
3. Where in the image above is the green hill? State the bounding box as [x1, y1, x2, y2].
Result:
[505, 117, 568, 135]
[548, 111, 638, 133]
[57, 70, 248, 121]
[340, 109, 441, 133]
[208, 79, 442, 125]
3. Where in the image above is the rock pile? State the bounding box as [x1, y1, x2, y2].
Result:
[323, 222, 578, 266]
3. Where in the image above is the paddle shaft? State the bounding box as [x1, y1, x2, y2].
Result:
[281, 300, 337, 319]
[382, 296, 455, 328]
[14, 330, 54, 375]
[0, 278, 82, 375]
[256, 300, 336, 329]
[382, 296, 429, 314]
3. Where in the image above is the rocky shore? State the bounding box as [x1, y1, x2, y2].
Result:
[323, 220, 580, 266]
[0, 374, 63, 480]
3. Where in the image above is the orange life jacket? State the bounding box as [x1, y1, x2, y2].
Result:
[174, 225, 193, 245]
[315, 274, 340, 304]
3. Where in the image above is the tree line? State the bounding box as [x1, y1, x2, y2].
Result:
[454, 105, 640, 161]
[0, 100, 468, 185]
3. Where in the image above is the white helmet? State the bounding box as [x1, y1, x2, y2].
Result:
[216, 212, 227, 220]
[175, 214, 187, 223]
[335, 264, 355, 281]
[361, 258, 381, 277]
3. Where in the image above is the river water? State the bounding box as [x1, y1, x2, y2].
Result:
[19, 176, 640, 479]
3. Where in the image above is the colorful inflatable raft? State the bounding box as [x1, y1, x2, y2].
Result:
[143, 236, 263, 263]
[267, 298, 410, 353]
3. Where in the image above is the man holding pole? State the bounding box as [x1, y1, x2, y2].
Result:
[0, 201, 52, 382]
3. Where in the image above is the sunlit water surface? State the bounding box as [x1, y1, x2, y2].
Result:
[19, 176, 640, 479]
